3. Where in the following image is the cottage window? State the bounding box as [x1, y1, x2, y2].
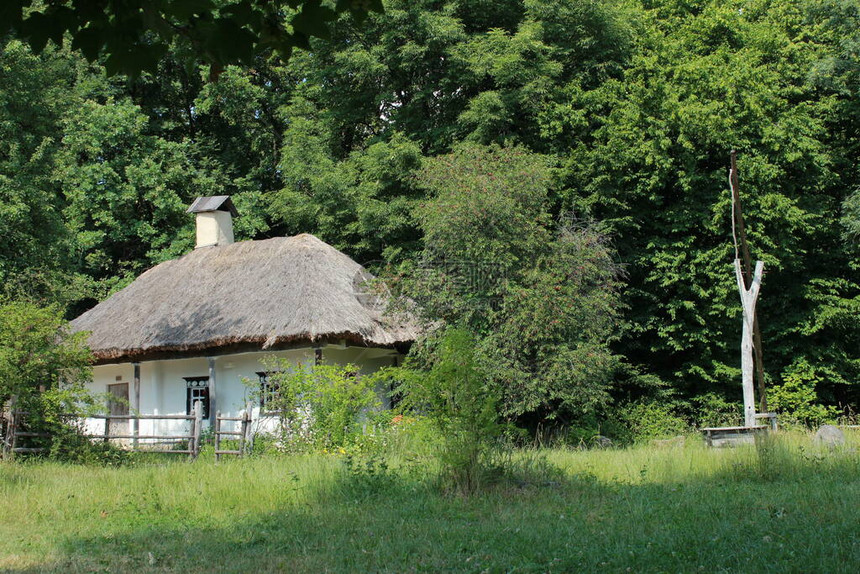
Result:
[257, 371, 281, 410]
[184, 376, 210, 418]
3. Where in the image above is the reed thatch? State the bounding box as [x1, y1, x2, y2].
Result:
[71, 234, 419, 364]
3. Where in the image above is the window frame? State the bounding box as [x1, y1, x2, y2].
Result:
[256, 371, 281, 412]
[184, 376, 210, 419]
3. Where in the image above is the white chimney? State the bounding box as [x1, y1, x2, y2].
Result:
[187, 196, 239, 248]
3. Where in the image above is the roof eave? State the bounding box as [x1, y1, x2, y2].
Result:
[88, 334, 414, 365]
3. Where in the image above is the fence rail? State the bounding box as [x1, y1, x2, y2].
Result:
[86, 414, 199, 420]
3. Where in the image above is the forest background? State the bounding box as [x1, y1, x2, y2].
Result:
[1, 0, 858, 434]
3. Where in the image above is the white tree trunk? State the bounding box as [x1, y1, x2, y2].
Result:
[735, 259, 764, 427]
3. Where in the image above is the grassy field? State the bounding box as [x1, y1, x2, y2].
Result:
[1, 432, 859, 573]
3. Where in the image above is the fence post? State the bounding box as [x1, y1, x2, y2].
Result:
[242, 401, 253, 455]
[191, 400, 202, 460]
[214, 410, 221, 462]
[132, 362, 140, 448]
[3, 395, 17, 459]
[9, 397, 17, 458]
[0, 402, 5, 459]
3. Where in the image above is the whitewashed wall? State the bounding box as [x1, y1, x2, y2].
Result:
[83, 345, 401, 441]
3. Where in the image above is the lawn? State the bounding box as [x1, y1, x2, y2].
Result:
[1, 432, 859, 573]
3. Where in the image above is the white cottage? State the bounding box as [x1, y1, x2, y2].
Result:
[70, 196, 418, 437]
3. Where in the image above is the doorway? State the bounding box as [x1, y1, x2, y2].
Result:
[107, 383, 129, 438]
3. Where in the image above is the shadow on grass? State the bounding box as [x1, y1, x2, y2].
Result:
[11, 441, 860, 573]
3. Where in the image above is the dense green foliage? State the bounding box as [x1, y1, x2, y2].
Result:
[1, 0, 857, 426]
[0, 300, 112, 462]
[560, 0, 860, 414]
[5, 0, 383, 77]
[0, 300, 91, 404]
[397, 145, 624, 423]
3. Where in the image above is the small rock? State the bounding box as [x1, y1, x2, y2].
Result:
[814, 424, 845, 448]
[592, 435, 613, 448]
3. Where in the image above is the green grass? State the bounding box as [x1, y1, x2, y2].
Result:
[2, 432, 859, 573]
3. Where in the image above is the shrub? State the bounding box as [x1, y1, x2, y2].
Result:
[14, 383, 128, 465]
[0, 302, 125, 464]
[692, 392, 743, 428]
[769, 360, 838, 428]
[245, 358, 380, 452]
[618, 399, 689, 443]
[387, 327, 508, 495]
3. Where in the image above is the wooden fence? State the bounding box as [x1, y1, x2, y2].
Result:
[2, 397, 207, 460]
[1, 404, 51, 455]
[214, 408, 252, 461]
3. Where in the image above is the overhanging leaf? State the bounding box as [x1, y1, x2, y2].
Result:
[0, 0, 25, 30]
[71, 27, 104, 62]
[291, 2, 336, 40]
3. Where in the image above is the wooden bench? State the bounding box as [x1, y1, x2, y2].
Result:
[701, 425, 769, 447]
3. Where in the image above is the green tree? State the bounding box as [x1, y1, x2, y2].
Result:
[285, 0, 631, 156]
[55, 95, 230, 297]
[0, 41, 83, 303]
[0, 300, 91, 405]
[399, 144, 624, 423]
[551, 0, 860, 405]
[0, 37, 271, 310]
[271, 126, 425, 263]
[260, 0, 633, 266]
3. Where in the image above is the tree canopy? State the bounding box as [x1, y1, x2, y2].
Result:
[396, 144, 624, 422]
[4, 0, 383, 77]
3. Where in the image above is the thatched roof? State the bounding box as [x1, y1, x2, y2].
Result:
[71, 234, 419, 364]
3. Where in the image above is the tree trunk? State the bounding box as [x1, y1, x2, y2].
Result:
[735, 259, 764, 427]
